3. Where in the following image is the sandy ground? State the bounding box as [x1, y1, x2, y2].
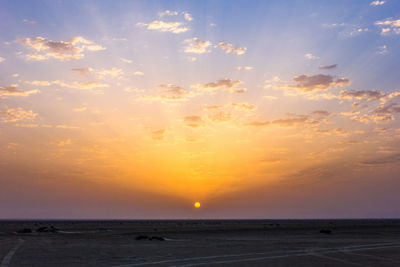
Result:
[1, 220, 400, 266]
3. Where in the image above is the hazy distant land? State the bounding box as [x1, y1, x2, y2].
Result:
[1, 219, 400, 266]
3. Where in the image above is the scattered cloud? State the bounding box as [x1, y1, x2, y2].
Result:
[0, 57, 5, 62]
[208, 112, 232, 123]
[138, 84, 195, 102]
[121, 58, 133, 63]
[319, 64, 337, 70]
[274, 74, 351, 93]
[184, 38, 212, 54]
[0, 107, 38, 123]
[377, 45, 388, 55]
[215, 41, 246, 55]
[22, 19, 36, 24]
[137, 21, 188, 34]
[0, 85, 39, 97]
[158, 10, 178, 17]
[304, 53, 319, 60]
[236, 66, 253, 71]
[203, 105, 223, 111]
[246, 114, 320, 128]
[57, 139, 72, 147]
[370, 1, 386, 6]
[18, 36, 105, 61]
[192, 78, 246, 93]
[152, 129, 165, 140]
[183, 12, 193, 21]
[183, 116, 203, 127]
[230, 102, 256, 111]
[339, 90, 386, 101]
[71, 67, 93, 76]
[375, 19, 400, 35]
[25, 80, 109, 90]
[133, 71, 144, 76]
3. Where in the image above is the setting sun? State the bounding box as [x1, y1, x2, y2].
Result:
[194, 202, 201, 208]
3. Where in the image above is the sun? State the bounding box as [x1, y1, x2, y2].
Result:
[194, 202, 201, 208]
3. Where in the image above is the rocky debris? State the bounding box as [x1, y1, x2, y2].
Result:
[320, 229, 332, 234]
[36, 226, 58, 233]
[135, 235, 165, 241]
[16, 228, 32, 233]
[135, 235, 149, 240]
[149, 236, 165, 241]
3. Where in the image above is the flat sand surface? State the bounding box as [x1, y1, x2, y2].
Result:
[1, 220, 400, 266]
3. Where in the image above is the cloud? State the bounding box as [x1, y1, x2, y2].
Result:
[183, 116, 203, 127]
[71, 67, 93, 76]
[0, 107, 38, 123]
[375, 19, 400, 35]
[25, 80, 109, 90]
[184, 38, 212, 54]
[192, 78, 246, 93]
[246, 114, 319, 128]
[96, 68, 124, 79]
[183, 12, 193, 21]
[158, 10, 178, 17]
[74, 106, 87, 112]
[0, 85, 39, 97]
[357, 103, 400, 124]
[151, 129, 165, 140]
[208, 112, 232, 123]
[275, 74, 351, 93]
[319, 64, 337, 70]
[137, 21, 188, 34]
[377, 45, 388, 55]
[339, 90, 386, 101]
[215, 42, 246, 55]
[138, 84, 195, 102]
[57, 139, 72, 147]
[133, 71, 144, 76]
[203, 105, 223, 110]
[370, 1, 386, 6]
[18, 36, 105, 61]
[236, 66, 253, 71]
[304, 53, 319, 60]
[0, 57, 5, 62]
[22, 19, 36, 24]
[230, 102, 256, 111]
[121, 58, 133, 63]
[311, 110, 332, 117]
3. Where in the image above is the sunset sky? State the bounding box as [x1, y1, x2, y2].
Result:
[1, 0, 400, 219]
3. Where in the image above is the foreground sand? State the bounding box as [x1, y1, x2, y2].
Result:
[1, 220, 400, 266]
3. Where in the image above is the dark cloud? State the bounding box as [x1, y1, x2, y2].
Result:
[340, 90, 386, 101]
[319, 64, 338, 70]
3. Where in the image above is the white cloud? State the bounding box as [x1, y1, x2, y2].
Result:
[304, 53, 319, 60]
[375, 19, 400, 35]
[236, 66, 253, 71]
[216, 41, 246, 55]
[370, 1, 385, 6]
[183, 12, 193, 21]
[184, 38, 212, 54]
[137, 21, 188, 34]
[158, 10, 178, 17]
[377, 45, 388, 55]
[121, 58, 133, 63]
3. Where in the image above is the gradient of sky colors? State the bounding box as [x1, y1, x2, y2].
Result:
[0, 0, 400, 219]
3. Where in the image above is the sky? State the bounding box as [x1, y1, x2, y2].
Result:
[0, 0, 400, 219]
